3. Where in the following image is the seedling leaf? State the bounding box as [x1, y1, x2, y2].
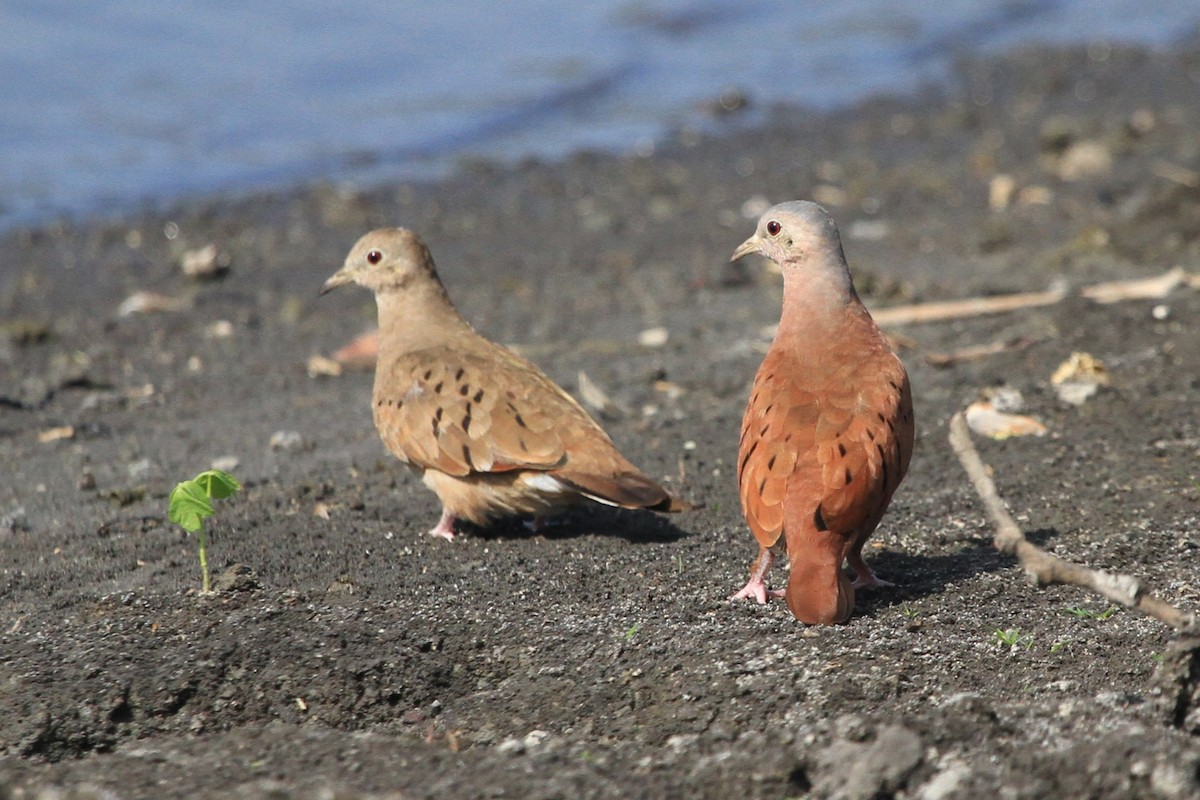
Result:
[169, 480, 214, 534]
[196, 469, 242, 500]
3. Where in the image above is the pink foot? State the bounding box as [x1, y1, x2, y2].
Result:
[849, 550, 894, 590]
[851, 571, 894, 590]
[730, 576, 785, 604]
[428, 509, 457, 541]
[729, 548, 784, 604]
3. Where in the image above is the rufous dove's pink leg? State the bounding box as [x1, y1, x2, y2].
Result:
[730, 548, 786, 603]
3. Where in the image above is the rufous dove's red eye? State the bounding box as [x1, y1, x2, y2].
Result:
[766, 220, 782, 236]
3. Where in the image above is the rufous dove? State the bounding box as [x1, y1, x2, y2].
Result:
[729, 201, 914, 624]
[321, 228, 687, 540]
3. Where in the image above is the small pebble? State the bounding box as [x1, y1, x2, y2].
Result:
[269, 430, 305, 451]
[638, 327, 669, 348]
[211, 455, 240, 472]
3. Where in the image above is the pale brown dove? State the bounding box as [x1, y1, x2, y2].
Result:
[321, 228, 687, 540]
[729, 201, 914, 624]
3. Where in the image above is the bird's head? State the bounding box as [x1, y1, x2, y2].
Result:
[730, 200, 845, 269]
[321, 228, 437, 296]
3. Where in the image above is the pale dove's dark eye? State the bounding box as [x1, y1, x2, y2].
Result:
[367, 250, 383, 264]
[766, 220, 782, 236]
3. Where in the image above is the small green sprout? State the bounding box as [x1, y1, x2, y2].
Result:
[624, 623, 640, 640]
[168, 469, 242, 594]
[1050, 640, 1069, 654]
[900, 604, 920, 619]
[993, 628, 1032, 649]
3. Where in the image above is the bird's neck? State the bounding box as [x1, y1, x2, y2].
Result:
[777, 258, 863, 341]
[374, 284, 472, 354]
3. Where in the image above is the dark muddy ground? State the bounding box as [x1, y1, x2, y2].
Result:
[2, 42, 1200, 799]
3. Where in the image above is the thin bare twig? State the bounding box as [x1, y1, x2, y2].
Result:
[872, 289, 1067, 326]
[947, 411, 1196, 633]
[870, 267, 1198, 328]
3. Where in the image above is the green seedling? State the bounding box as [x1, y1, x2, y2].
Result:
[900, 604, 920, 619]
[993, 628, 1032, 649]
[168, 468, 242, 594]
[624, 623, 641, 640]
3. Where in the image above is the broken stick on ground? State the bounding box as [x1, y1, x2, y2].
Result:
[947, 411, 1197, 633]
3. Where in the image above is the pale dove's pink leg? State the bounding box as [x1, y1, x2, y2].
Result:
[730, 548, 786, 604]
[428, 508, 457, 541]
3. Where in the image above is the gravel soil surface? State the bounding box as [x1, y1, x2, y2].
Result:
[2, 42, 1200, 799]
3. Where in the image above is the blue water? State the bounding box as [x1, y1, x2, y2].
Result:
[0, 0, 1197, 229]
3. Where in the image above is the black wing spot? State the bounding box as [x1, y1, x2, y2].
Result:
[759, 423, 770, 436]
[462, 413, 472, 434]
[740, 439, 759, 475]
[459, 383, 470, 396]
[767, 454, 777, 470]
[515, 413, 529, 429]
[462, 444, 473, 468]
[866, 428, 876, 441]
[844, 468, 853, 485]
[877, 412, 886, 422]
[474, 388, 485, 403]
[814, 507, 828, 531]
[434, 381, 444, 393]
[455, 367, 465, 381]
[757, 477, 767, 495]
[837, 443, 847, 457]
[423, 369, 433, 380]
[376, 399, 383, 407]
[518, 437, 529, 452]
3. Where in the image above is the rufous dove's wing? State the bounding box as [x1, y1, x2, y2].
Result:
[738, 349, 816, 548]
[739, 351, 910, 544]
[811, 362, 911, 536]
